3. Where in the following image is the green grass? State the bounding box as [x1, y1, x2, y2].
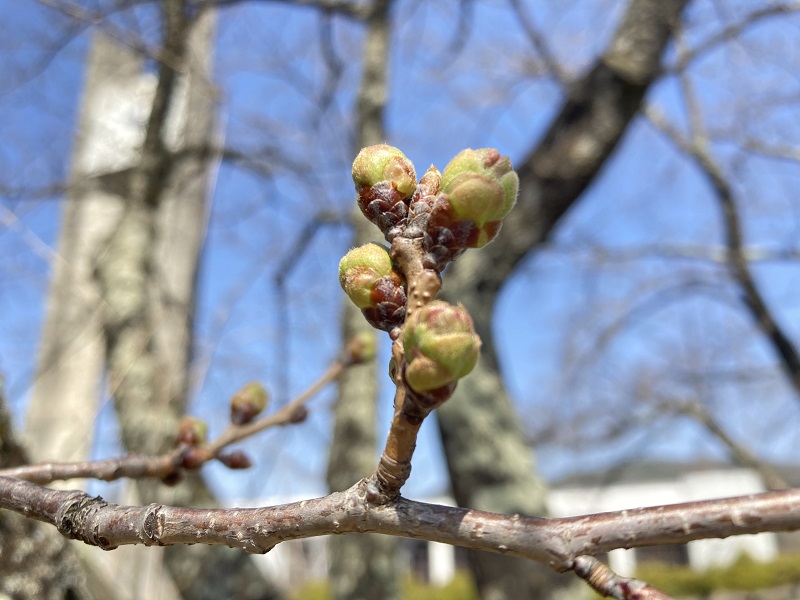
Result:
[290, 572, 478, 600]
[635, 553, 800, 596]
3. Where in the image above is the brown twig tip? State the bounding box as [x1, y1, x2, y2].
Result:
[572, 556, 674, 600]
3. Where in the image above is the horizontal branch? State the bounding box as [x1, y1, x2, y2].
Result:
[3, 476, 800, 572]
[0, 454, 178, 485]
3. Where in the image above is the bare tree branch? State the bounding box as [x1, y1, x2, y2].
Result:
[673, 400, 789, 491]
[201, 0, 369, 20]
[2, 476, 800, 575]
[507, 0, 567, 84]
[647, 102, 800, 401]
[668, 2, 800, 74]
[1, 349, 354, 485]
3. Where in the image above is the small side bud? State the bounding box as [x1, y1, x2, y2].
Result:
[176, 417, 208, 447]
[230, 382, 269, 426]
[161, 471, 183, 487]
[217, 450, 253, 470]
[352, 144, 417, 197]
[345, 331, 377, 365]
[289, 405, 309, 424]
[402, 301, 481, 393]
[180, 446, 212, 470]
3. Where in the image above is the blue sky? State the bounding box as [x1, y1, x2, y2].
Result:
[1, 0, 800, 503]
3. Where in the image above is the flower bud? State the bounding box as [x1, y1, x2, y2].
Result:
[402, 301, 481, 393]
[180, 446, 212, 469]
[339, 243, 407, 331]
[345, 331, 377, 365]
[217, 450, 253, 470]
[439, 149, 518, 247]
[352, 144, 417, 197]
[230, 382, 269, 425]
[176, 416, 208, 446]
[289, 405, 309, 424]
[338, 243, 395, 309]
[161, 471, 183, 487]
[352, 145, 418, 239]
[414, 165, 441, 200]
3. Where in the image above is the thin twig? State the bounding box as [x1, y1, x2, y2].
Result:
[0, 355, 350, 484]
[572, 556, 673, 599]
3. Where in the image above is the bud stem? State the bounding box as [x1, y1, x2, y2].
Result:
[366, 236, 448, 502]
[390, 236, 441, 323]
[369, 384, 432, 503]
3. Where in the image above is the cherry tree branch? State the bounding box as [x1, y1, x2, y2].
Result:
[2, 475, 799, 574]
[0, 350, 353, 485]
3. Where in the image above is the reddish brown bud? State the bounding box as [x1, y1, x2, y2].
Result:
[289, 405, 309, 424]
[180, 446, 212, 470]
[217, 450, 253, 470]
[161, 471, 183, 487]
[230, 382, 269, 426]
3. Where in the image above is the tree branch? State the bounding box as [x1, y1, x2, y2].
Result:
[1, 350, 352, 485]
[2, 476, 800, 574]
[646, 103, 800, 401]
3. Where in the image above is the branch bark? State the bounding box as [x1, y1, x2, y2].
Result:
[3, 475, 800, 576]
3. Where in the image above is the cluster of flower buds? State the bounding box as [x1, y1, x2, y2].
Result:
[352, 145, 519, 272]
[401, 301, 481, 394]
[338, 242, 407, 332]
[343, 145, 517, 396]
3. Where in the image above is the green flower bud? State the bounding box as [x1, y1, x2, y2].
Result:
[345, 331, 377, 364]
[440, 148, 518, 227]
[339, 243, 403, 310]
[230, 382, 269, 425]
[352, 144, 417, 197]
[176, 416, 208, 446]
[402, 301, 481, 393]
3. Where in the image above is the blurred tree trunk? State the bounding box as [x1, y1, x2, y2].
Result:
[26, 3, 280, 598]
[437, 1, 688, 598]
[25, 31, 130, 465]
[1, 377, 96, 600]
[326, 2, 399, 600]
